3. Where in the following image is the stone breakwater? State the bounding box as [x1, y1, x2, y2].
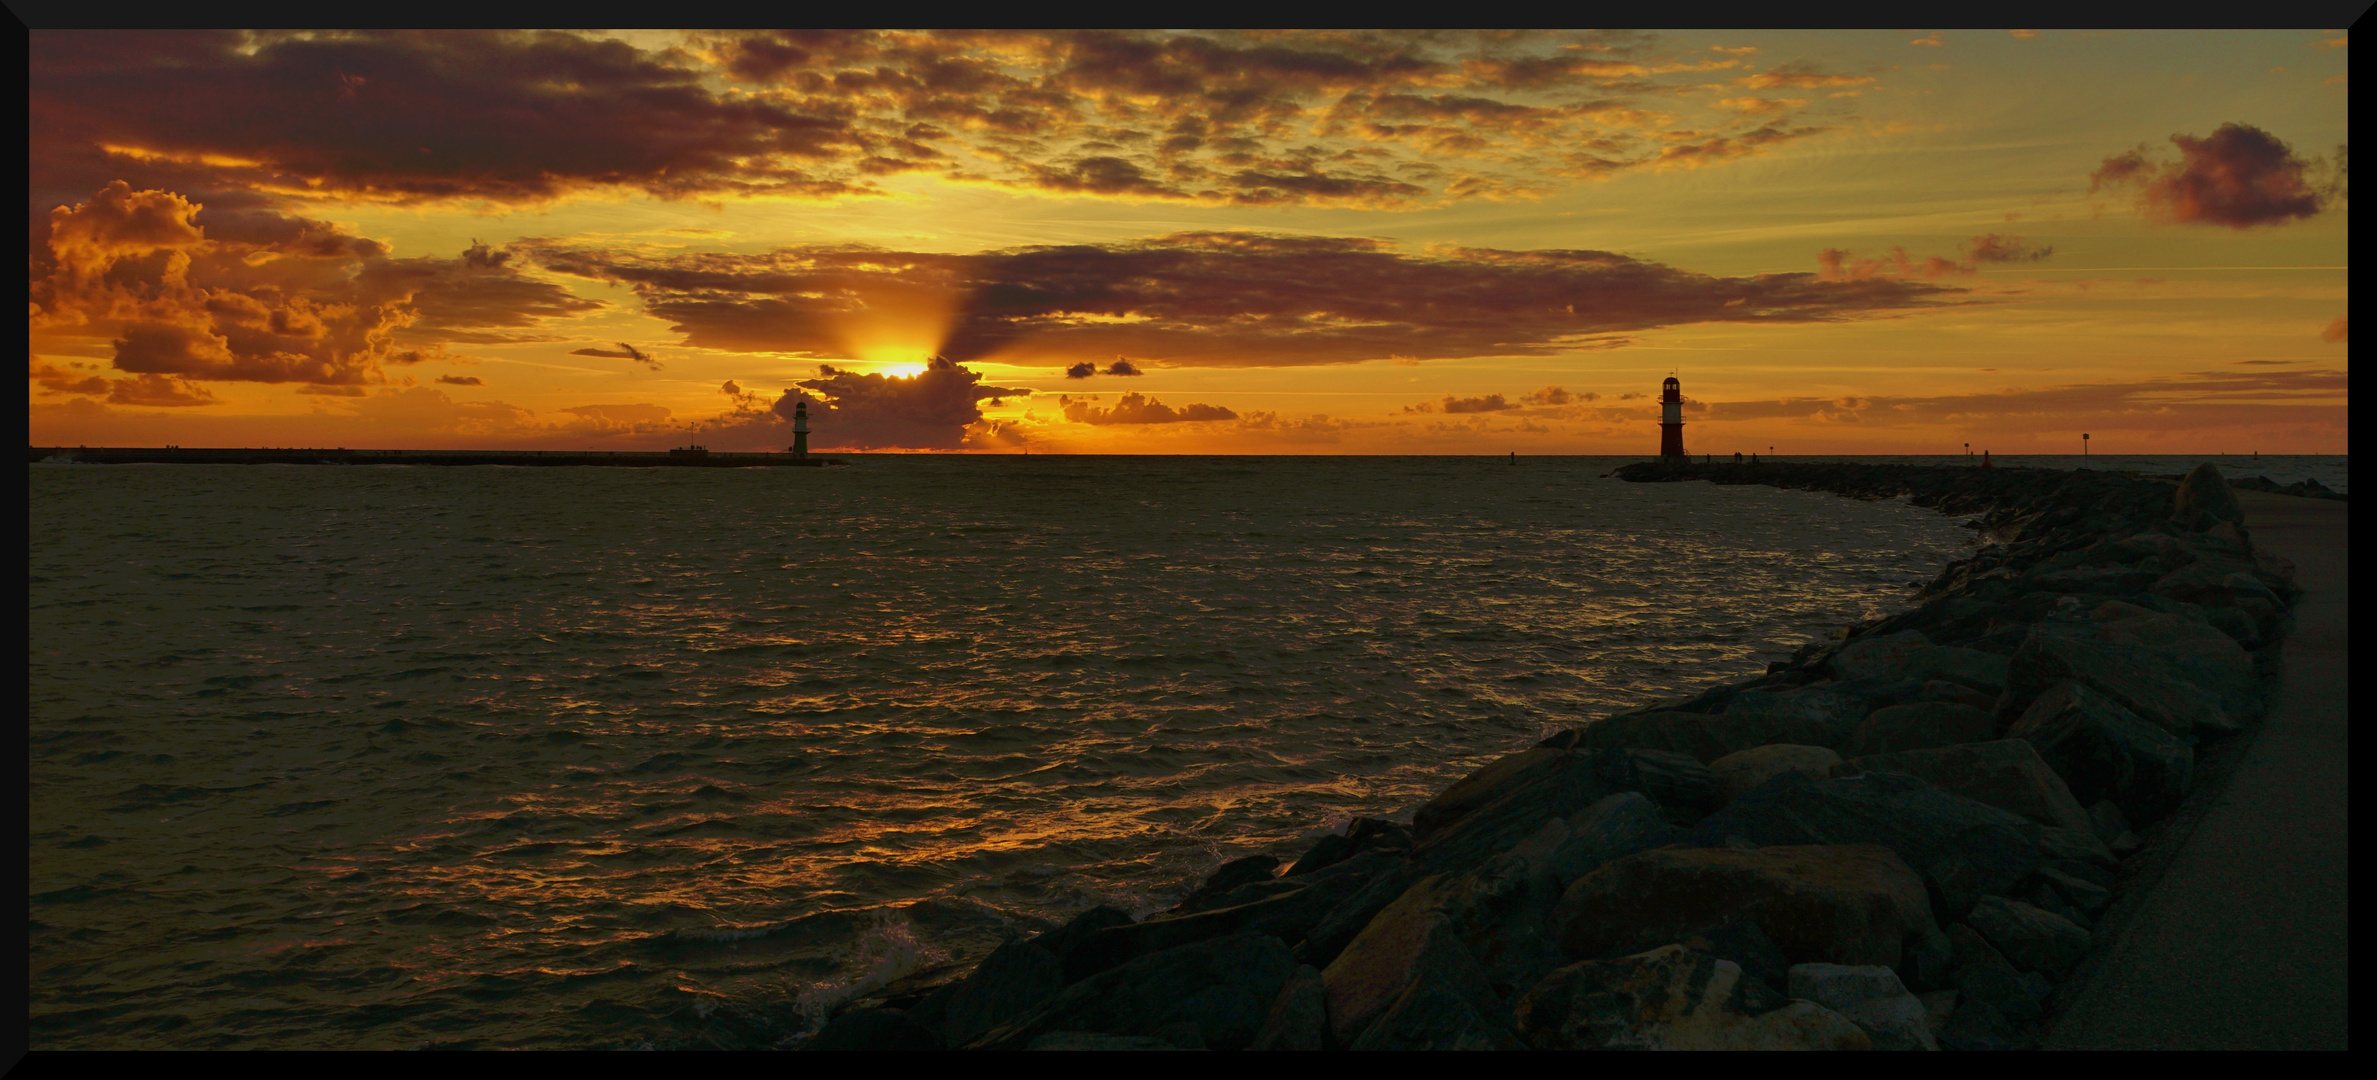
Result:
[795, 462, 2302, 1051]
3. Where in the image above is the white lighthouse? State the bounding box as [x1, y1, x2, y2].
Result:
[791, 399, 810, 458]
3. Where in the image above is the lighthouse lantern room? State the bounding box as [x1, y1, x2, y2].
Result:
[1658, 376, 1686, 458]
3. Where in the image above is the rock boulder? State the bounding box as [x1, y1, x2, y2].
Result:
[1710, 744, 1842, 806]
[1553, 844, 1936, 968]
[1787, 963, 1937, 1050]
[1840, 701, 2000, 757]
[1834, 740, 2091, 833]
[972, 932, 1299, 1051]
[2006, 679, 2193, 825]
[1965, 895, 2090, 978]
[1687, 771, 2041, 921]
[1514, 945, 1872, 1050]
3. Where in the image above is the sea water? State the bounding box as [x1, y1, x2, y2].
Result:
[25, 454, 2338, 1048]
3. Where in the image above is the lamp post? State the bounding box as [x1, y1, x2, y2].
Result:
[2082, 433, 2090, 458]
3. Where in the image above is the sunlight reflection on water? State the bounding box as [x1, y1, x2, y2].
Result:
[31, 454, 2021, 1047]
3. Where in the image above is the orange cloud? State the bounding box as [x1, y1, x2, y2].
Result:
[30, 182, 606, 396]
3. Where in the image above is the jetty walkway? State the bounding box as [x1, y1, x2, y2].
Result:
[2047, 490, 2349, 1049]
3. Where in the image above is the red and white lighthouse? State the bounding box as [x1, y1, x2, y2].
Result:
[1659, 376, 1686, 458]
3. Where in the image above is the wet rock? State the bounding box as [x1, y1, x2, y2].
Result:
[2172, 462, 2244, 524]
[1292, 858, 1424, 970]
[1937, 998, 2030, 1051]
[1537, 791, 1688, 889]
[1965, 895, 2089, 977]
[1840, 702, 2000, 757]
[2085, 799, 2130, 848]
[1677, 918, 1794, 992]
[1787, 963, 1937, 1050]
[1892, 646, 2013, 697]
[973, 931, 1298, 1051]
[1614, 749, 1719, 822]
[1825, 674, 1929, 713]
[1711, 744, 1842, 806]
[1834, 740, 2091, 832]
[1922, 680, 2001, 712]
[2026, 564, 2162, 594]
[1831, 630, 1933, 681]
[1580, 710, 1728, 762]
[1945, 923, 2050, 1023]
[1024, 1032, 1185, 1050]
[1344, 817, 1413, 853]
[1553, 843, 1935, 968]
[2000, 626, 2232, 736]
[1283, 833, 1357, 878]
[1901, 924, 1955, 991]
[1065, 850, 1398, 981]
[1246, 964, 1326, 1051]
[1344, 969, 1526, 1050]
[1031, 904, 1135, 973]
[1918, 989, 1957, 1042]
[1411, 747, 1565, 840]
[1687, 771, 2041, 921]
[1406, 748, 1647, 877]
[1722, 685, 1870, 748]
[2022, 879, 2090, 927]
[2152, 563, 2287, 639]
[2091, 611, 2261, 721]
[2007, 680, 2193, 825]
[1514, 945, 1872, 1050]
[1318, 875, 1501, 1047]
[938, 937, 1066, 1047]
[1171, 855, 1281, 914]
[805, 1007, 942, 1051]
[2036, 825, 2115, 869]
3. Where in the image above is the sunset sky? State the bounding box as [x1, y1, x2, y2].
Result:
[28, 30, 2349, 454]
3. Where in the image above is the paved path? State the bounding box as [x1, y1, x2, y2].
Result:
[2047, 491, 2349, 1049]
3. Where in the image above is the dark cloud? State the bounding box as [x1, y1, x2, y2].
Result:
[569, 342, 660, 368]
[1065, 357, 1143, 378]
[436, 374, 484, 386]
[30, 30, 868, 212]
[1060, 391, 1237, 424]
[1817, 233, 2054, 281]
[1404, 393, 1515, 414]
[760, 355, 1030, 449]
[31, 31, 1866, 215]
[530, 230, 1962, 370]
[1962, 233, 2053, 263]
[2089, 123, 2334, 228]
[29, 183, 609, 390]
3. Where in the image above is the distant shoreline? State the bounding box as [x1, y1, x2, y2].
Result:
[27, 446, 836, 468]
